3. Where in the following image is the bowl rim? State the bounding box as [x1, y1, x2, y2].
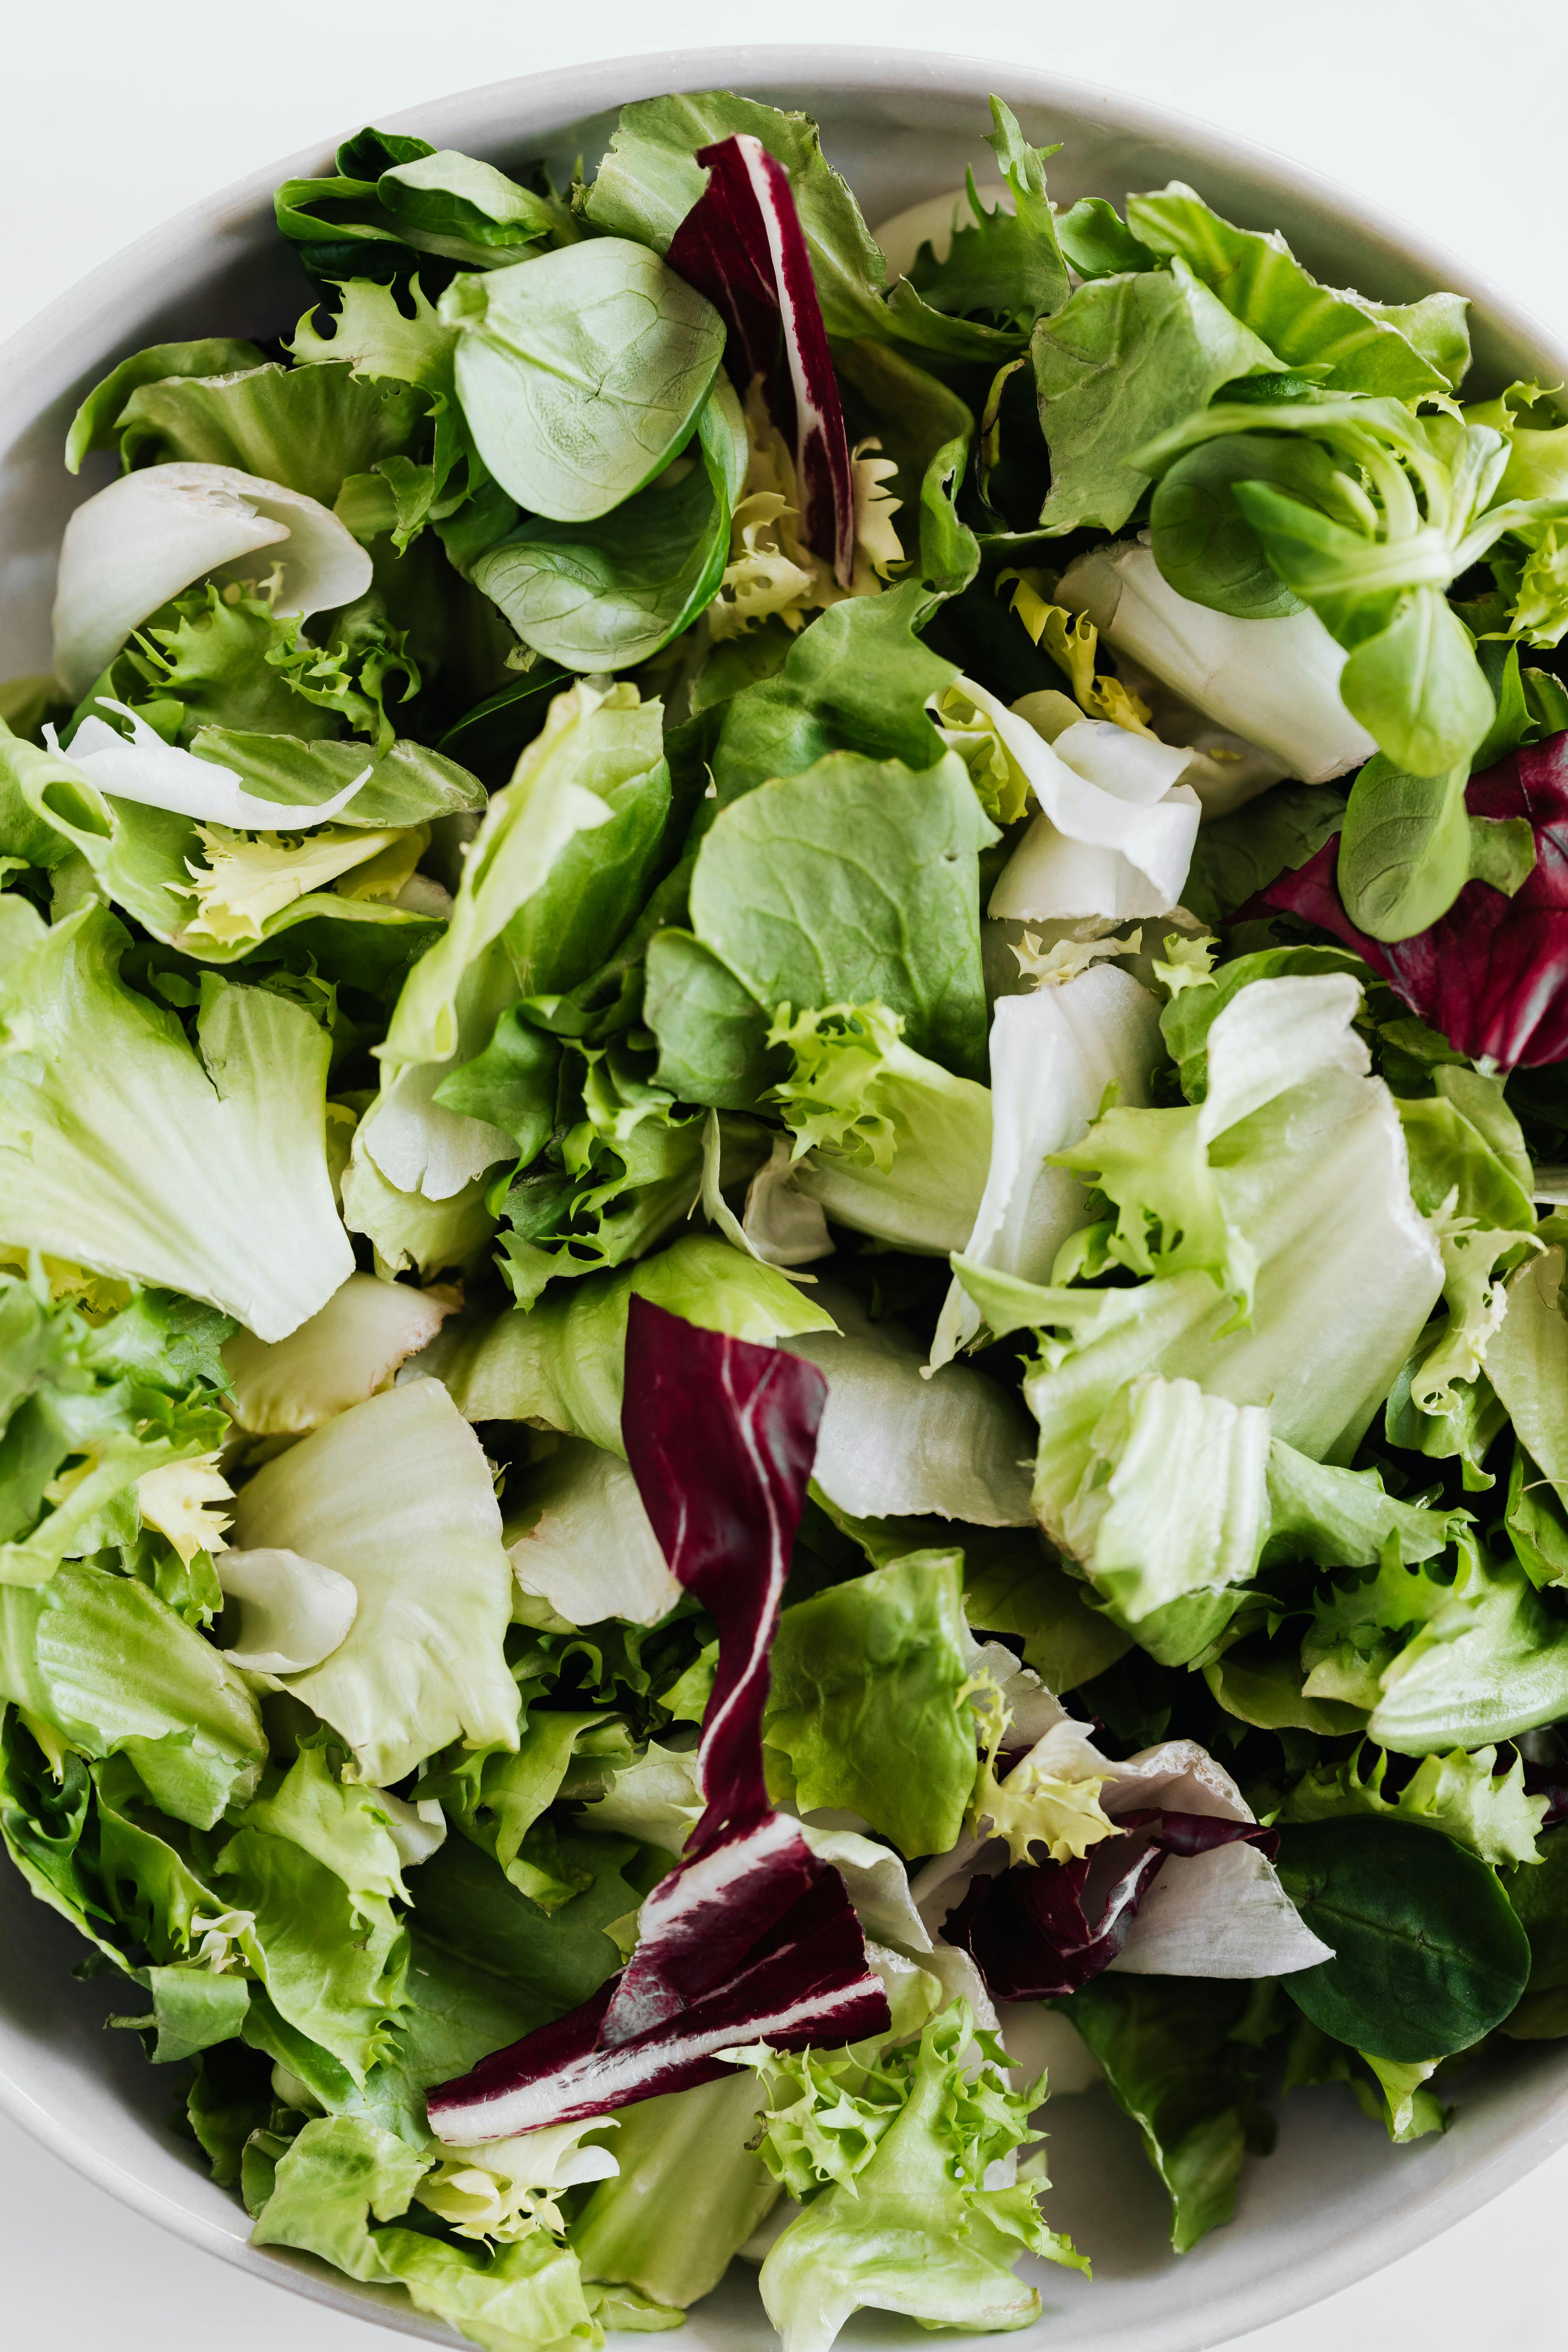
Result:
[4, 39, 1568, 2352]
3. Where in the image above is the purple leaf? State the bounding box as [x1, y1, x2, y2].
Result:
[667, 133, 856, 585]
[426, 1300, 890, 2143]
[425, 1871, 889, 2139]
[1258, 733, 1568, 1069]
[944, 1811, 1280, 2003]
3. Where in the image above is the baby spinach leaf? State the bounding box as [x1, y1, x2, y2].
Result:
[470, 376, 746, 670]
[1275, 1816, 1531, 2059]
[445, 238, 725, 522]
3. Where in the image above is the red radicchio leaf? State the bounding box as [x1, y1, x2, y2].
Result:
[666, 132, 856, 587]
[1258, 734, 1568, 1069]
[426, 1300, 891, 2143]
[943, 1810, 1280, 2002]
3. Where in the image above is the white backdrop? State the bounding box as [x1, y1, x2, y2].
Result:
[5, 4, 1568, 2346]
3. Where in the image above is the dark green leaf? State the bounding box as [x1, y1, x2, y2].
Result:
[1054, 1974, 1275, 2252]
[834, 340, 978, 594]
[1275, 1816, 1531, 2059]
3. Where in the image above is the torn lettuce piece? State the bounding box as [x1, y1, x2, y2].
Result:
[767, 999, 992, 1254]
[1030, 260, 1278, 536]
[222, 1272, 454, 1435]
[0, 898, 353, 1341]
[780, 1284, 1034, 1526]
[0, 1561, 265, 1829]
[1028, 971, 1443, 1463]
[1282, 1741, 1547, 1867]
[250, 2114, 603, 2350]
[662, 747, 996, 1096]
[214, 1547, 358, 1675]
[570, 2073, 779, 2311]
[756, 2002, 1084, 2352]
[416, 1235, 835, 1453]
[230, 1380, 518, 1783]
[932, 961, 1165, 1367]
[1059, 539, 1376, 783]
[503, 1438, 681, 1630]
[1052, 1973, 1276, 2252]
[984, 704, 1200, 923]
[383, 676, 658, 1068]
[1125, 183, 1468, 395]
[763, 1549, 976, 1859]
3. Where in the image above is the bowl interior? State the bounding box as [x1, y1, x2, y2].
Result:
[2, 42, 1566, 2352]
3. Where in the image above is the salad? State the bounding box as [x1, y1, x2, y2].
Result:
[6, 77, 1568, 2352]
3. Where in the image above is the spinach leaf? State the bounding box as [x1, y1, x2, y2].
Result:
[470, 376, 746, 670]
[445, 238, 725, 522]
[1336, 753, 1474, 941]
[1053, 1975, 1275, 2253]
[1274, 1816, 1531, 2059]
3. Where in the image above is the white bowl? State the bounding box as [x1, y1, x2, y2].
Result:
[3, 41, 1566, 2352]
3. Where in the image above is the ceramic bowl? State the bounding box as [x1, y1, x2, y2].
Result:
[2, 42, 1566, 2352]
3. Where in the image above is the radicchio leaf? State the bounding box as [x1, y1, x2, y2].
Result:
[1259, 734, 1568, 1068]
[944, 1809, 1280, 2002]
[667, 133, 856, 585]
[426, 1299, 890, 2143]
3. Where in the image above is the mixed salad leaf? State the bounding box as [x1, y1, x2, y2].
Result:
[8, 79, 1568, 2352]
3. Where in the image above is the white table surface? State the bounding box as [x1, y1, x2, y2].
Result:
[6, 3, 1568, 2345]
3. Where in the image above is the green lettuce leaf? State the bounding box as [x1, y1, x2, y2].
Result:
[383, 678, 657, 1068]
[0, 1562, 264, 1828]
[1051, 1974, 1275, 2252]
[768, 998, 992, 1254]
[651, 748, 995, 1104]
[763, 1549, 975, 1858]
[0, 897, 353, 1339]
[569, 2075, 779, 2310]
[1282, 1740, 1546, 1867]
[107, 362, 425, 508]
[230, 1379, 518, 1783]
[901, 100, 1069, 331]
[1031, 261, 1278, 533]
[833, 340, 978, 595]
[757, 2002, 1083, 2352]
[250, 2114, 602, 2352]
[65, 338, 268, 471]
[1125, 185, 1468, 394]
